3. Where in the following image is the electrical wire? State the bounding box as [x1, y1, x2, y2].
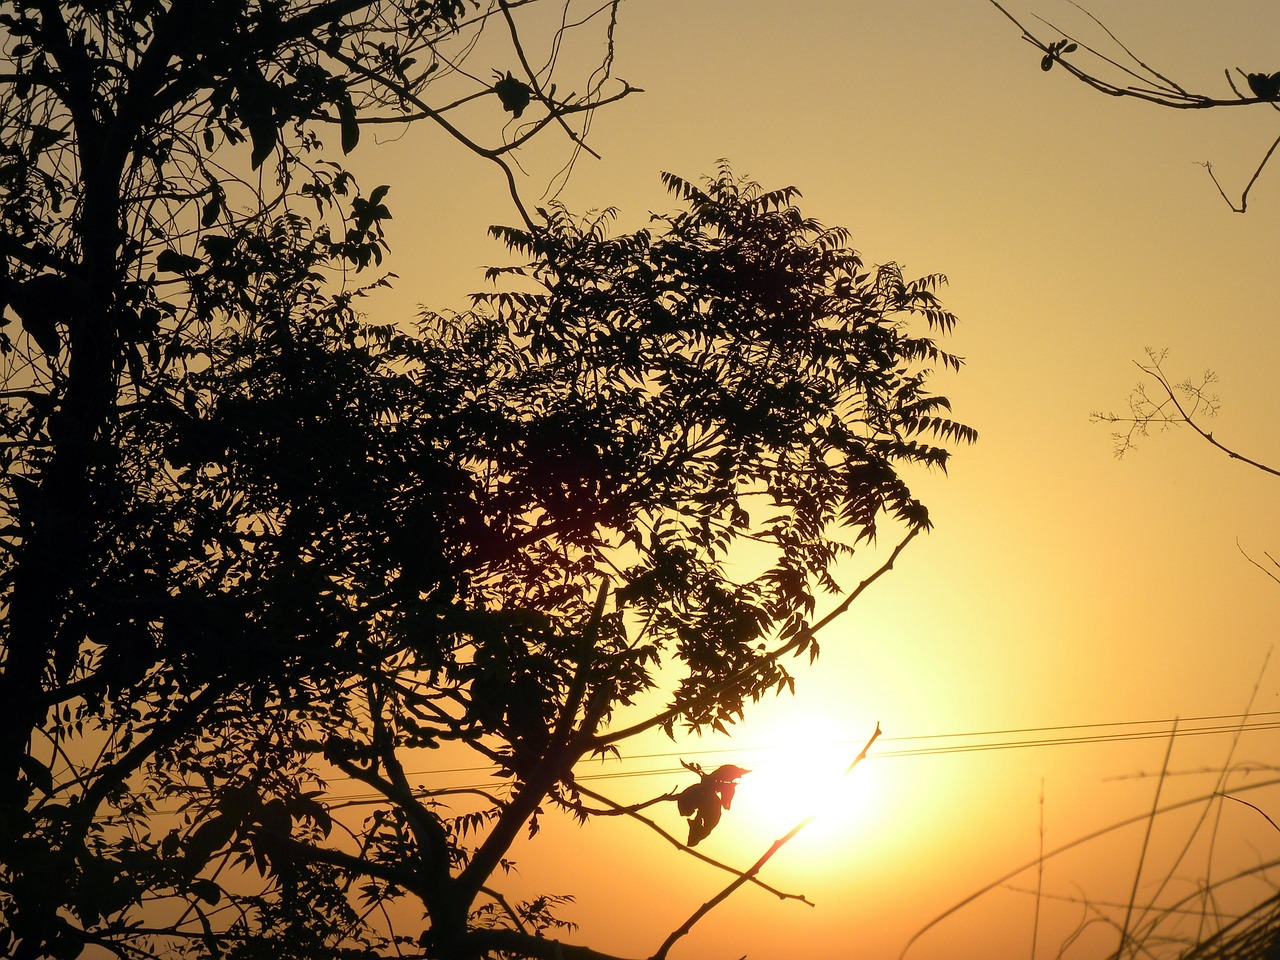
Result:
[318, 710, 1280, 805]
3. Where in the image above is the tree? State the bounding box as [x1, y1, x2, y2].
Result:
[987, 0, 1280, 212]
[0, 1, 634, 956]
[4, 156, 974, 957]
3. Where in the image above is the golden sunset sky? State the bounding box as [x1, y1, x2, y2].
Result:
[349, 2, 1280, 956]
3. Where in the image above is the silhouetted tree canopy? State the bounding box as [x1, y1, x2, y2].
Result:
[0, 2, 971, 958]
[0, 1, 633, 956]
[9, 165, 970, 959]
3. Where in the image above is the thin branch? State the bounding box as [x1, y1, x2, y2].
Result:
[808, 526, 920, 637]
[1202, 128, 1280, 213]
[987, 1, 1258, 109]
[1141, 362, 1280, 478]
[1063, 0, 1187, 94]
[1237, 541, 1280, 586]
[1220, 793, 1280, 836]
[651, 726, 881, 960]
[497, 0, 601, 160]
[597, 528, 919, 748]
[571, 782, 812, 905]
[987, 0, 1280, 213]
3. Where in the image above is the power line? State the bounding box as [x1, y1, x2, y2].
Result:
[318, 710, 1280, 804]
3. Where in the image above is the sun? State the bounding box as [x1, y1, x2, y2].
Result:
[728, 718, 885, 844]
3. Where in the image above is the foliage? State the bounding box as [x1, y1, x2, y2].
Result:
[4, 152, 972, 958]
[133, 168, 971, 960]
[0, 0, 971, 956]
[0, 1, 632, 957]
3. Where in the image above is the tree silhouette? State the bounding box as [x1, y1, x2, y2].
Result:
[3, 147, 975, 955]
[0, 2, 633, 956]
[1, 3, 974, 957]
[123, 166, 972, 959]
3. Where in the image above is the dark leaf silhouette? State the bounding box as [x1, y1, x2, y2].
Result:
[493, 70, 533, 117]
[677, 763, 751, 846]
[1040, 38, 1077, 71]
[1246, 71, 1280, 100]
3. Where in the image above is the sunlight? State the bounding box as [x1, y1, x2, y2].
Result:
[730, 719, 885, 844]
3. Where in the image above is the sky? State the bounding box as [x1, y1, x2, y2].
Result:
[348, 2, 1280, 957]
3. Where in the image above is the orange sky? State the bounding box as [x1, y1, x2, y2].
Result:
[348, 2, 1280, 956]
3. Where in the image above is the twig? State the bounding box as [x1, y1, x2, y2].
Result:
[1220, 794, 1280, 835]
[1141, 361, 1280, 478]
[1204, 127, 1280, 213]
[987, 0, 1280, 212]
[497, 0, 602, 160]
[571, 782, 812, 905]
[1238, 541, 1280, 586]
[650, 724, 882, 960]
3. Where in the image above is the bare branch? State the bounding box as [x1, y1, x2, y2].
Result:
[987, 0, 1280, 209]
[650, 724, 882, 960]
[571, 782, 813, 905]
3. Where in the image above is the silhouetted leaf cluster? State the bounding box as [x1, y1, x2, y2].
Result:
[1246, 71, 1280, 101]
[1040, 38, 1078, 71]
[677, 762, 751, 846]
[493, 70, 534, 118]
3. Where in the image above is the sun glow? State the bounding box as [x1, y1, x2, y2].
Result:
[729, 720, 885, 845]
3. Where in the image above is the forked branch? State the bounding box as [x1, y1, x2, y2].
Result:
[1092, 349, 1280, 478]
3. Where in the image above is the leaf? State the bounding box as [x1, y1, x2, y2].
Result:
[687, 802, 722, 847]
[677, 764, 750, 846]
[1246, 71, 1280, 100]
[200, 192, 222, 228]
[337, 91, 360, 154]
[189, 878, 221, 905]
[677, 781, 712, 818]
[247, 115, 278, 169]
[493, 71, 532, 118]
[710, 764, 751, 785]
[27, 123, 67, 157]
[156, 249, 203, 274]
[17, 754, 53, 795]
[236, 65, 280, 169]
[182, 814, 237, 871]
